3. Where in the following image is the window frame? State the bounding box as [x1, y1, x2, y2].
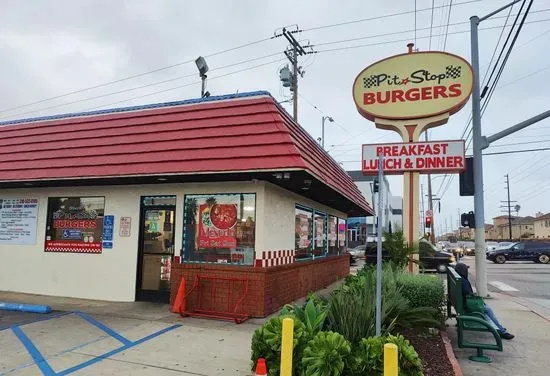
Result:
[45, 196, 106, 253]
[295, 204, 314, 261]
[182, 192, 257, 265]
[313, 210, 328, 258]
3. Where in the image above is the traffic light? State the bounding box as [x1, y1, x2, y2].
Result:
[461, 211, 476, 228]
[373, 178, 379, 193]
[425, 216, 432, 229]
[459, 157, 475, 196]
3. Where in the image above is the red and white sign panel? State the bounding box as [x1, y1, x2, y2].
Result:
[362, 140, 465, 175]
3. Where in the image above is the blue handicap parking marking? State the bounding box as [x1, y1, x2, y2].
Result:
[8, 311, 182, 376]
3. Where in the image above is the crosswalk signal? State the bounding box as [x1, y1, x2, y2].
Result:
[373, 178, 379, 193]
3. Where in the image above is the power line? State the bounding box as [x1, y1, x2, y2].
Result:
[1, 52, 283, 120]
[414, 0, 418, 46]
[481, 0, 534, 117]
[301, 0, 481, 32]
[483, 146, 550, 156]
[442, 0, 454, 50]
[0, 36, 273, 115]
[429, 0, 436, 50]
[312, 18, 550, 54]
[488, 139, 550, 148]
[83, 58, 287, 112]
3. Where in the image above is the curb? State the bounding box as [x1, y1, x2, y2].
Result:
[0, 302, 52, 314]
[440, 330, 463, 376]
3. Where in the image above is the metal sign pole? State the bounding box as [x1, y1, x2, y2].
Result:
[375, 153, 384, 336]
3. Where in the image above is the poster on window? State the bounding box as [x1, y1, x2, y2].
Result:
[338, 220, 346, 247]
[0, 198, 39, 245]
[315, 216, 324, 247]
[45, 197, 105, 253]
[198, 204, 237, 249]
[297, 214, 310, 248]
[329, 218, 337, 247]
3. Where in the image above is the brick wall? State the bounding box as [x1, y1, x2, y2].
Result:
[170, 255, 349, 317]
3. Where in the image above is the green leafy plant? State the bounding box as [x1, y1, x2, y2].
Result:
[279, 293, 329, 338]
[385, 334, 424, 376]
[348, 336, 385, 376]
[382, 230, 418, 269]
[328, 264, 441, 344]
[251, 315, 307, 376]
[348, 334, 423, 376]
[301, 331, 351, 376]
[397, 273, 446, 322]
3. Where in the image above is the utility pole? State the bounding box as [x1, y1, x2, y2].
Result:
[425, 132, 435, 242]
[500, 174, 517, 241]
[457, 208, 461, 239]
[420, 184, 433, 236]
[277, 27, 312, 122]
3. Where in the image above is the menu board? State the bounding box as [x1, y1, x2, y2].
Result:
[0, 198, 39, 245]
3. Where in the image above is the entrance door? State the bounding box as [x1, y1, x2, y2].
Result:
[136, 201, 176, 302]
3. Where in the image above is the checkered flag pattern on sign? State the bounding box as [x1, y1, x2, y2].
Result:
[446, 65, 462, 79]
[363, 75, 378, 89]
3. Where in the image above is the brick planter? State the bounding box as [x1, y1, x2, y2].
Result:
[170, 255, 350, 317]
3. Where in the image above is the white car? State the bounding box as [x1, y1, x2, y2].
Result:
[486, 241, 499, 252]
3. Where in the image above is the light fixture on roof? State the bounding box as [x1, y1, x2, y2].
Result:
[157, 177, 167, 181]
[195, 56, 209, 98]
[23, 182, 33, 186]
[283, 172, 290, 180]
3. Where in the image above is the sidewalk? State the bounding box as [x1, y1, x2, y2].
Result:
[447, 291, 550, 376]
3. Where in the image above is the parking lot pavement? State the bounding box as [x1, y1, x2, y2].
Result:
[0, 309, 255, 376]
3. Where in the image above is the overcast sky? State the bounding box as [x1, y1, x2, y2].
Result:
[1, 0, 549, 233]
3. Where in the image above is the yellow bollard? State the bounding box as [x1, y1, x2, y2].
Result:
[280, 317, 294, 376]
[384, 343, 398, 376]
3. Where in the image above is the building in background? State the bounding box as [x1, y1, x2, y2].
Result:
[346, 171, 402, 247]
[534, 212, 550, 239]
[486, 215, 535, 240]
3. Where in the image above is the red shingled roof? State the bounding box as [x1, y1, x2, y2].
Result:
[0, 92, 372, 215]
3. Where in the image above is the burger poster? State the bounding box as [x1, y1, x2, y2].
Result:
[198, 204, 238, 249]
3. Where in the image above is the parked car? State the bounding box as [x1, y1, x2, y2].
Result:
[348, 244, 366, 258]
[486, 242, 550, 264]
[364, 238, 455, 273]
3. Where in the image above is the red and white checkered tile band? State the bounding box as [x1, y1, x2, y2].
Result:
[45, 248, 102, 253]
[255, 250, 296, 267]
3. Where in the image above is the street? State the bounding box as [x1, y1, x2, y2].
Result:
[461, 256, 550, 317]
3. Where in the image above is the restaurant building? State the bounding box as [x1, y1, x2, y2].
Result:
[0, 91, 372, 317]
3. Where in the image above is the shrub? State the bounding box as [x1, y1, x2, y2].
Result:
[348, 334, 423, 376]
[385, 334, 423, 376]
[328, 264, 442, 344]
[301, 331, 351, 376]
[382, 230, 418, 268]
[397, 273, 445, 322]
[251, 315, 307, 376]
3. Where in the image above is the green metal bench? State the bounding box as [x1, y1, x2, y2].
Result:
[447, 267, 503, 363]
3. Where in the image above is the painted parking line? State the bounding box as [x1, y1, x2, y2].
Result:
[11, 326, 56, 376]
[489, 281, 519, 292]
[9, 311, 182, 376]
[56, 324, 182, 375]
[75, 312, 132, 346]
[0, 311, 71, 332]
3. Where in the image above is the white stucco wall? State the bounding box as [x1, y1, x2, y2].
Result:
[262, 182, 347, 252]
[0, 180, 349, 301]
[0, 182, 263, 302]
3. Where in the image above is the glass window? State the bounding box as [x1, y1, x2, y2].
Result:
[295, 206, 313, 259]
[328, 216, 338, 255]
[183, 194, 256, 265]
[338, 218, 347, 254]
[313, 212, 327, 257]
[45, 197, 105, 253]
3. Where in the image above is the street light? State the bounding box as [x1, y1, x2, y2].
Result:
[195, 56, 209, 98]
[321, 116, 334, 149]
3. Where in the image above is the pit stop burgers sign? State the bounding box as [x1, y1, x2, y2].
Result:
[362, 140, 465, 175]
[353, 51, 474, 121]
